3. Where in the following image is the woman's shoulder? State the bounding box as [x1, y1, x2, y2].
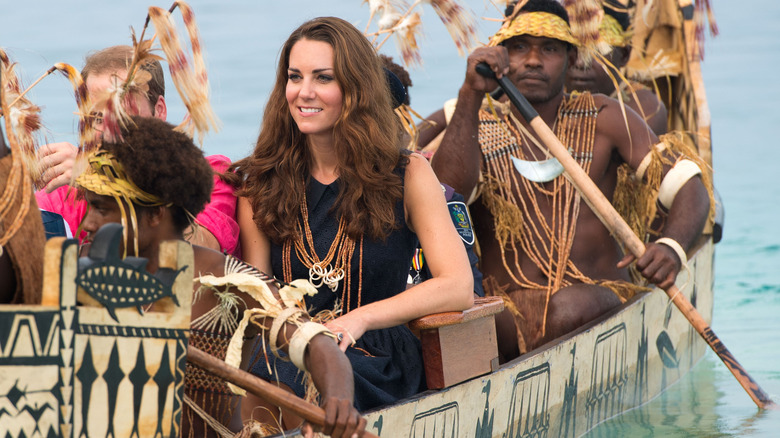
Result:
[403, 152, 435, 179]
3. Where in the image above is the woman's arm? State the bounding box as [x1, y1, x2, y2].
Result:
[326, 154, 474, 350]
[237, 196, 273, 274]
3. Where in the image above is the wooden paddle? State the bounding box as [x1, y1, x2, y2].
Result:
[187, 345, 379, 437]
[475, 62, 775, 410]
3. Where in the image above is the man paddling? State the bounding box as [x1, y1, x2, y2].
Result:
[35, 46, 240, 254]
[430, 0, 711, 359]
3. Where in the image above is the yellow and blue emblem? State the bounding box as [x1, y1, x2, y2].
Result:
[448, 201, 475, 245]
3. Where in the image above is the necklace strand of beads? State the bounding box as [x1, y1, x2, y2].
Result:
[287, 192, 352, 292]
[282, 192, 364, 312]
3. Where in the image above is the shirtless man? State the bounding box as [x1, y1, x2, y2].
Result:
[35, 45, 239, 254]
[565, 0, 668, 135]
[430, 0, 710, 359]
[77, 116, 365, 438]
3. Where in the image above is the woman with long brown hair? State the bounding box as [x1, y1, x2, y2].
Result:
[229, 16, 473, 424]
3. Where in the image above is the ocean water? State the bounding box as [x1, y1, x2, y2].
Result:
[1, 0, 778, 436]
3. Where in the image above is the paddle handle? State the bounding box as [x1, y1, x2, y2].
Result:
[187, 345, 379, 438]
[477, 63, 774, 409]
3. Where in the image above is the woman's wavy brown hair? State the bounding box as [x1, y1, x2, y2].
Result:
[227, 16, 406, 244]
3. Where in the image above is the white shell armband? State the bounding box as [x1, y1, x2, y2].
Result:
[658, 159, 701, 209]
[655, 237, 687, 266]
[289, 322, 332, 373]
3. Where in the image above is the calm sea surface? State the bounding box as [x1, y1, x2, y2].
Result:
[1, 1, 778, 436]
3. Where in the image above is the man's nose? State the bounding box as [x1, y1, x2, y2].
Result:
[571, 56, 587, 70]
[81, 211, 98, 235]
[524, 48, 543, 67]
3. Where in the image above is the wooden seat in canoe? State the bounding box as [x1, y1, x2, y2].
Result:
[409, 296, 504, 389]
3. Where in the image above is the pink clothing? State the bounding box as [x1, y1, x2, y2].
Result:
[35, 154, 239, 255]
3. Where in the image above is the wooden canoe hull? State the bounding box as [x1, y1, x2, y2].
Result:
[0, 237, 193, 438]
[356, 240, 714, 438]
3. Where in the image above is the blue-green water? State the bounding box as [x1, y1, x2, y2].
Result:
[1, 1, 778, 436]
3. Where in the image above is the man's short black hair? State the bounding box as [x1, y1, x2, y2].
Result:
[505, 0, 571, 24]
[604, 0, 631, 31]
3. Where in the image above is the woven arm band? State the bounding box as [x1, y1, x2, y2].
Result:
[635, 142, 668, 181]
[655, 237, 688, 267]
[269, 307, 303, 360]
[289, 322, 332, 373]
[658, 159, 702, 209]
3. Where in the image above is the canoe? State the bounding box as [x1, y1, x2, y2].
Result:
[281, 0, 721, 435]
[0, 0, 717, 436]
[358, 241, 713, 437]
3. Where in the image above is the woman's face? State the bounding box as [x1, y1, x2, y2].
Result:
[286, 39, 343, 142]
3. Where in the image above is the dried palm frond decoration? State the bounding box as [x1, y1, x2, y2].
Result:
[363, 0, 478, 151]
[148, 1, 220, 144]
[56, 0, 217, 190]
[563, 0, 611, 63]
[363, 0, 479, 67]
[693, 0, 718, 60]
[0, 49, 42, 254]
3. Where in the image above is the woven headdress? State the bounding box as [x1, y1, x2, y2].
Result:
[599, 13, 631, 48]
[490, 7, 579, 47]
[75, 148, 168, 257]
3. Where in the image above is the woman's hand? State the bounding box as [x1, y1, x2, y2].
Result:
[301, 395, 367, 438]
[325, 309, 370, 352]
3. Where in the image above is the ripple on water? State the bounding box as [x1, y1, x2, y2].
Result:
[759, 244, 780, 254]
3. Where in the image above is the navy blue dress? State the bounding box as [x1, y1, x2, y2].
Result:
[251, 172, 425, 412]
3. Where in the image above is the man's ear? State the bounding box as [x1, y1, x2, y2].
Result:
[153, 96, 167, 121]
[143, 206, 165, 227]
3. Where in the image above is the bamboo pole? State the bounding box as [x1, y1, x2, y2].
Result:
[475, 63, 774, 410]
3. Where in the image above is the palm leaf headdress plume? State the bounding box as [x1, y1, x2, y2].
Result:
[364, 0, 479, 67]
[362, 0, 478, 149]
[563, 0, 611, 65]
[50, 63, 98, 183]
[694, 0, 718, 60]
[0, 49, 41, 253]
[148, 0, 220, 144]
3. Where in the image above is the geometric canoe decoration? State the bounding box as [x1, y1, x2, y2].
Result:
[76, 223, 185, 322]
[0, 228, 193, 438]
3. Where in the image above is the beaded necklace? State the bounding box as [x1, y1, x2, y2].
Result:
[478, 93, 598, 326]
[282, 192, 364, 313]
